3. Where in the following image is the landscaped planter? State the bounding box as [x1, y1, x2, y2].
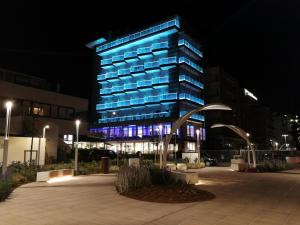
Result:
[286, 156, 300, 164]
[231, 158, 246, 171]
[170, 171, 198, 184]
[166, 163, 177, 171]
[176, 163, 187, 171]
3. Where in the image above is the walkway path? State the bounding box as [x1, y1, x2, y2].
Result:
[0, 167, 300, 225]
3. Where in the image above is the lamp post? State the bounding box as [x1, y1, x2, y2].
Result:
[38, 125, 49, 166]
[211, 124, 257, 168]
[282, 134, 288, 149]
[42, 125, 50, 139]
[246, 133, 251, 164]
[158, 124, 163, 169]
[74, 120, 80, 173]
[2, 101, 13, 178]
[196, 129, 200, 163]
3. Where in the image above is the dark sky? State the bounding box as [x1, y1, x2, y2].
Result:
[0, 0, 299, 114]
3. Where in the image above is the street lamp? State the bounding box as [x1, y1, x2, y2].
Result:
[158, 124, 163, 169]
[196, 129, 200, 163]
[2, 101, 13, 177]
[282, 134, 288, 149]
[42, 125, 50, 139]
[211, 124, 257, 168]
[74, 120, 81, 173]
[275, 142, 279, 150]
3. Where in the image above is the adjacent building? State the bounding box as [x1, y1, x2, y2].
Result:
[0, 68, 89, 163]
[273, 114, 300, 149]
[205, 66, 274, 150]
[87, 16, 205, 158]
[204, 66, 243, 149]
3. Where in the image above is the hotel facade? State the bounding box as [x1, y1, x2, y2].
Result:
[88, 17, 205, 158]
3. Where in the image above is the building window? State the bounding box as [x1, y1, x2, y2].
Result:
[109, 127, 115, 137]
[186, 142, 195, 152]
[123, 127, 129, 137]
[64, 135, 73, 145]
[137, 126, 143, 138]
[51, 105, 58, 118]
[187, 125, 195, 137]
[59, 107, 67, 118]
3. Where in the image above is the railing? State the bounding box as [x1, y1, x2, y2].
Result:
[203, 149, 300, 163]
[240, 150, 300, 163]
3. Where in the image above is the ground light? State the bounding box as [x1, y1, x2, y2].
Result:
[47, 175, 79, 184]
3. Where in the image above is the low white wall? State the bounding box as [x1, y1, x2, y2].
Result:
[182, 152, 199, 163]
[0, 136, 46, 166]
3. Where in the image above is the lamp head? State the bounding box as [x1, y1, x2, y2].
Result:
[75, 120, 81, 126]
[196, 129, 200, 135]
[5, 101, 13, 109]
[44, 125, 50, 129]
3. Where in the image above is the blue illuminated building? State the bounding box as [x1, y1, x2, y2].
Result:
[87, 16, 205, 157]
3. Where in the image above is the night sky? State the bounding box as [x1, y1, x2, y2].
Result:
[0, 1, 299, 114]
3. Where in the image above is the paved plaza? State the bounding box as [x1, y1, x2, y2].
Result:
[0, 167, 300, 225]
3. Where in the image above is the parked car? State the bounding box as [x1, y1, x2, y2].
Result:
[201, 152, 218, 166]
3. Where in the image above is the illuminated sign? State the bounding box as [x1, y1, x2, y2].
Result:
[244, 88, 258, 101]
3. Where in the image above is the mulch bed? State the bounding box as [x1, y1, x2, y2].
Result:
[121, 185, 216, 203]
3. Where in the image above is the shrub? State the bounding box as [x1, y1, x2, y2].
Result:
[183, 157, 190, 163]
[9, 173, 28, 188]
[0, 180, 12, 202]
[256, 160, 292, 172]
[140, 159, 154, 167]
[116, 165, 151, 193]
[149, 166, 174, 186]
[187, 162, 205, 169]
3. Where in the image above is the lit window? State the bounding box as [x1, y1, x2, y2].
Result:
[64, 135, 73, 145]
[138, 126, 143, 138]
[186, 142, 195, 151]
[187, 125, 195, 137]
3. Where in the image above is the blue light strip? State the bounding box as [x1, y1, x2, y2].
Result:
[100, 76, 169, 95]
[178, 39, 203, 58]
[86, 37, 107, 48]
[97, 93, 178, 110]
[178, 57, 203, 73]
[179, 75, 204, 89]
[179, 93, 204, 105]
[99, 111, 171, 123]
[97, 57, 177, 81]
[180, 111, 205, 122]
[96, 17, 180, 53]
[100, 42, 169, 66]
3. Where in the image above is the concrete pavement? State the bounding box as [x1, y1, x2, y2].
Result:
[0, 167, 299, 225]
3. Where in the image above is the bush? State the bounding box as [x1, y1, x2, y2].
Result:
[0, 180, 11, 201]
[116, 165, 151, 193]
[9, 173, 28, 188]
[149, 166, 174, 185]
[256, 160, 292, 172]
[140, 159, 154, 167]
[187, 162, 205, 169]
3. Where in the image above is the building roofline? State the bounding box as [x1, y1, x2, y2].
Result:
[86, 16, 181, 51]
